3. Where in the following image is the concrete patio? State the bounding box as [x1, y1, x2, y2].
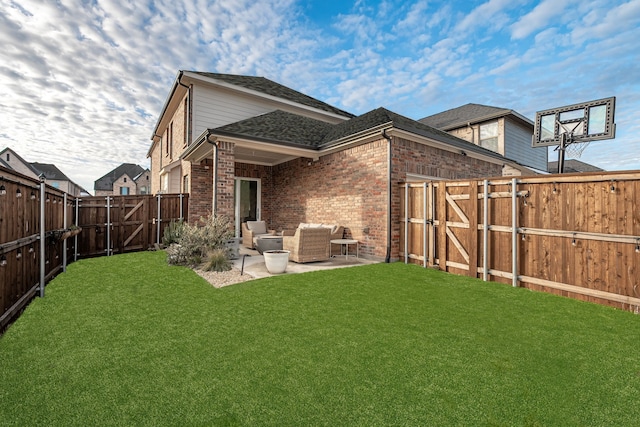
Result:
[232, 246, 378, 279]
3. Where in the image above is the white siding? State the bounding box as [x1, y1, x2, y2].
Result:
[191, 84, 347, 141]
[503, 118, 547, 170]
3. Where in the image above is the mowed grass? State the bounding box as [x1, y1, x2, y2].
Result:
[1, 251, 639, 426]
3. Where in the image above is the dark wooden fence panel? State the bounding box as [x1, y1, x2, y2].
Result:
[400, 171, 640, 312]
[0, 167, 70, 330]
[2, 164, 188, 330]
[75, 194, 188, 258]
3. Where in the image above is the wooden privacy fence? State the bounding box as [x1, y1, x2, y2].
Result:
[1, 164, 189, 330]
[0, 167, 74, 330]
[399, 171, 640, 312]
[75, 194, 188, 258]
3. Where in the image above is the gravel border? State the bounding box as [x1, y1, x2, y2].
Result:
[193, 267, 255, 288]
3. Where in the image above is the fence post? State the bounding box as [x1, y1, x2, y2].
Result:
[156, 194, 162, 245]
[63, 193, 68, 272]
[106, 196, 111, 256]
[404, 183, 409, 264]
[74, 197, 79, 262]
[423, 182, 428, 268]
[512, 178, 518, 287]
[179, 193, 184, 221]
[39, 175, 45, 298]
[483, 179, 489, 282]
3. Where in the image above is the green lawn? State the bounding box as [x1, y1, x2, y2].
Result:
[1, 251, 639, 426]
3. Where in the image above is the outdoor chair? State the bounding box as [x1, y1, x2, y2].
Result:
[241, 221, 275, 249]
[282, 227, 331, 263]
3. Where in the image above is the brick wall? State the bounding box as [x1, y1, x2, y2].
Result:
[185, 134, 506, 260]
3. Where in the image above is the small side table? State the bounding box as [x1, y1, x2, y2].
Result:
[330, 239, 358, 260]
[255, 235, 283, 254]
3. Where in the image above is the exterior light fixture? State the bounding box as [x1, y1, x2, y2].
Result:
[636, 239, 640, 253]
[0, 185, 5, 195]
[572, 233, 577, 246]
[16, 188, 22, 198]
[0, 255, 6, 267]
[16, 249, 22, 259]
[610, 180, 616, 193]
[552, 183, 557, 194]
[30, 191, 36, 200]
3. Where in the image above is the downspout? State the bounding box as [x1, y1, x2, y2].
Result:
[382, 129, 392, 263]
[206, 133, 218, 215]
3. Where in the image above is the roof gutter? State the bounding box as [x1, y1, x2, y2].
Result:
[206, 131, 219, 215]
[382, 128, 392, 263]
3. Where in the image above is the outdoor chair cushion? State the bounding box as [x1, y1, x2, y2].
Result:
[247, 220, 267, 234]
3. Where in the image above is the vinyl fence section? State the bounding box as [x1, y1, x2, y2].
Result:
[75, 194, 188, 258]
[0, 167, 74, 330]
[399, 171, 640, 312]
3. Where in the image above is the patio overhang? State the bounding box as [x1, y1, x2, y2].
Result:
[181, 130, 321, 166]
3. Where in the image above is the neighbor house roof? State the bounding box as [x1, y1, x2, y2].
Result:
[190, 72, 355, 119]
[30, 163, 70, 181]
[419, 103, 533, 130]
[203, 107, 513, 164]
[94, 163, 145, 191]
[548, 159, 604, 173]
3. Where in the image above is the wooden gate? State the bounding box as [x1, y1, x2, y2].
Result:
[75, 194, 187, 258]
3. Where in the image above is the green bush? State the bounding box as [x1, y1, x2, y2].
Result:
[162, 220, 184, 246]
[166, 215, 234, 267]
[202, 248, 232, 272]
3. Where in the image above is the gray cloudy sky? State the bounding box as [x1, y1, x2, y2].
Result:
[1, 0, 639, 192]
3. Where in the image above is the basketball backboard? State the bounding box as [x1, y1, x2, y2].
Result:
[532, 96, 616, 148]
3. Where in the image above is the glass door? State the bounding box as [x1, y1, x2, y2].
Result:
[234, 178, 261, 237]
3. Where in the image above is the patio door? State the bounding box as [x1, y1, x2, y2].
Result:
[234, 178, 261, 237]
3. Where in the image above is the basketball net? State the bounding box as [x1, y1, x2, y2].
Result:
[564, 140, 590, 158]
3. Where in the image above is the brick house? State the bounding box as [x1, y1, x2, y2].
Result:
[0, 147, 88, 196]
[94, 163, 151, 196]
[148, 71, 531, 261]
[419, 103, 548, 171]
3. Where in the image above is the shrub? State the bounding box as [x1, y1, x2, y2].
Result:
[202, 248, 232, 272]
[162, 220, 184, 246]
[166, 215, 234, 267]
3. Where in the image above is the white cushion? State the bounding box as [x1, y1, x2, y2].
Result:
[247, 221, 266, 234]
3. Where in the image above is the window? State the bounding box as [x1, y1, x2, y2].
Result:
[479, 122, 499, 152]
[165, 122, 173, 157]
[184, 96, 189, 147]
[5, 153, 9, 161]
[139, 186, 148, 195]
[120, 187, 129, 195]
[123, 177, 127, 183]
[50, 181, 60, 188]
[183, 175, 189, 193]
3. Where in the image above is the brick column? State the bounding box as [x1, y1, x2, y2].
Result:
[215, 141, 235, 220]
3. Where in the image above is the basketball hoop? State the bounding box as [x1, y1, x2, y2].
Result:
[532, 97, 616, 172]
[563, 140, 590, 158]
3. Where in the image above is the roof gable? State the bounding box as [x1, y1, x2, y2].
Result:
[419, 103, 532, 130]
[189, 72, 354, 119]
[30, 163, 70, 181]
[94, 163, 145, 191]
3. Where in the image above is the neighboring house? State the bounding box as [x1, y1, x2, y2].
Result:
[0, 147, 87, 196]
[419, 103, 547, 171]
[94, 164, 151, 196]
[548, 159, 604, 174]
[148, 71, 531, 261]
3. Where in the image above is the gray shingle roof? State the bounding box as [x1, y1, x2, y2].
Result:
[30, 163, 70, 181]
[214, 110, 333, 147]
[190, 72, 355, 119]
[209, 107, 511, 163]
[94, 163, 145, 191]
[419, 103, 525, 130]
[547, 159, 604, 173]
